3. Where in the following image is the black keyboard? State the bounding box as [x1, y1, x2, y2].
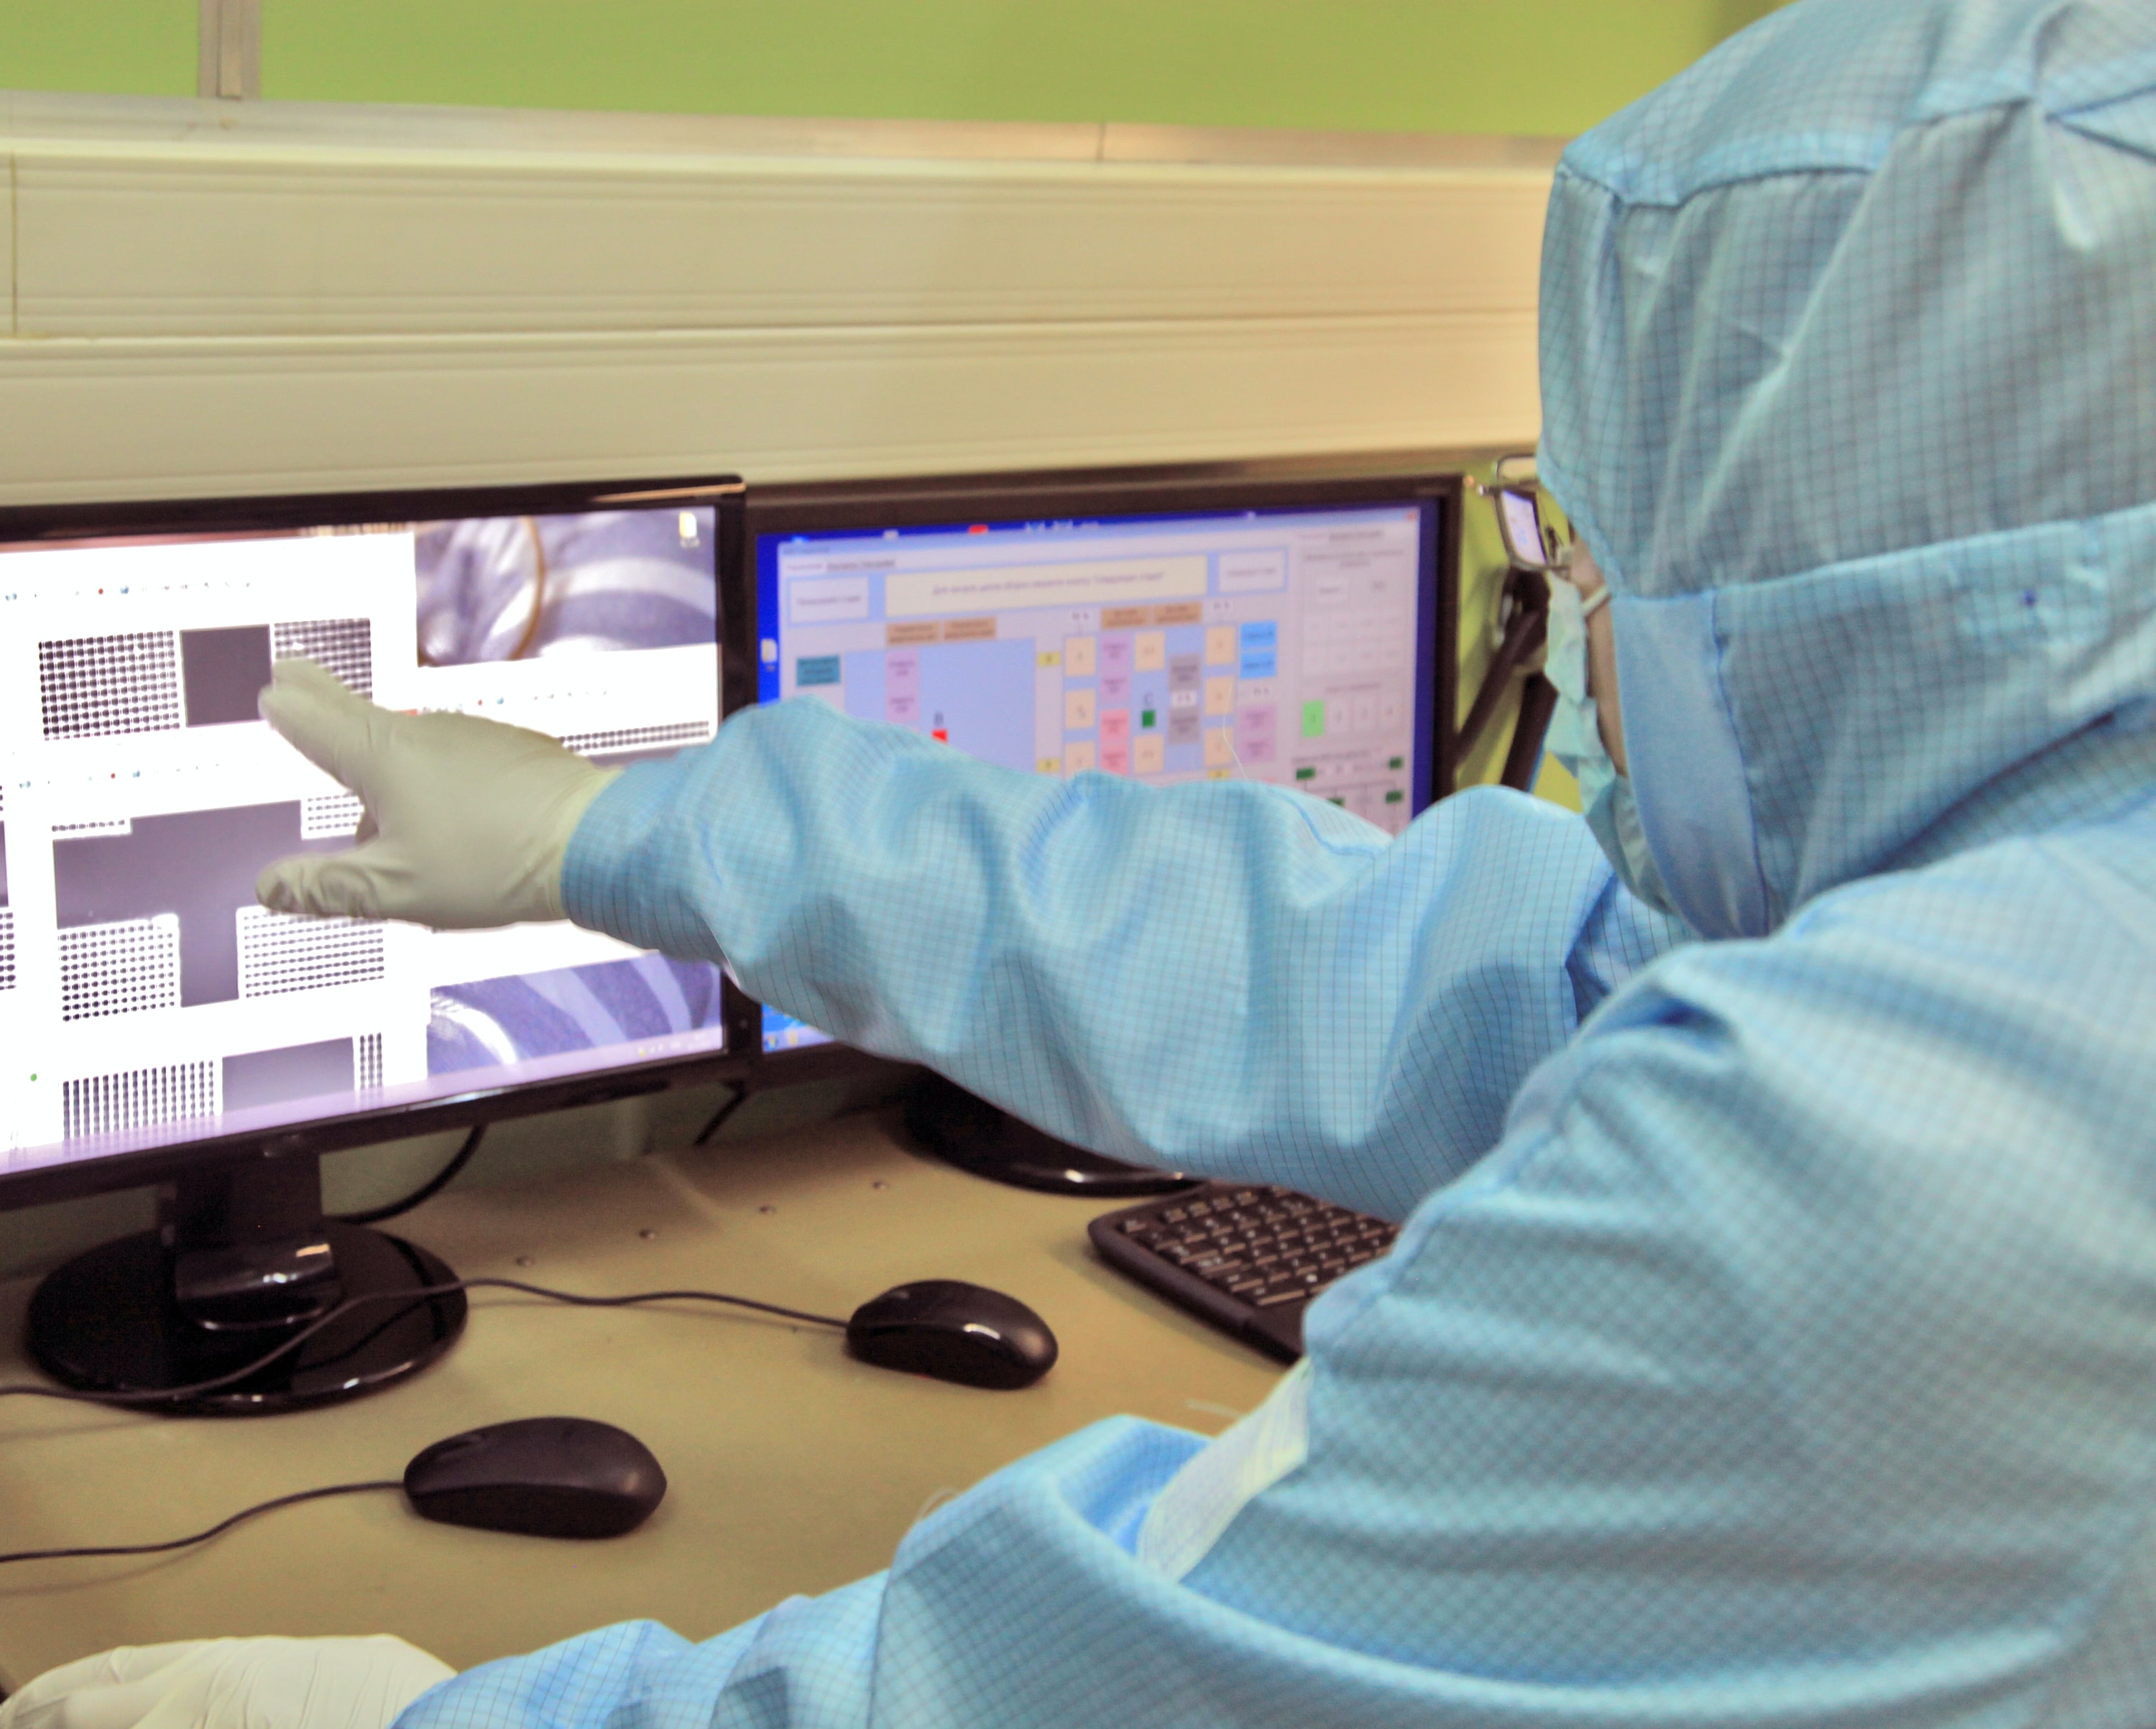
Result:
[1089, 1183, 1400, 1362]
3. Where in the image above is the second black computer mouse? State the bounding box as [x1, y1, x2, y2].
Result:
[404, 1416, 667, 1539]
[847, 1280, 1059, 1390]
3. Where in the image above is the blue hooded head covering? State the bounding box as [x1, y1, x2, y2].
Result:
[1539, 0, 2156, 939]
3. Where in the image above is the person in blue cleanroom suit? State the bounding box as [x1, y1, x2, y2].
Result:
[16, 2, 2156, 1725]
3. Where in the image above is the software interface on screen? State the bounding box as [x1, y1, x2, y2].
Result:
[0, 504, 725, 1175]
[755, 499, 1439, 1050]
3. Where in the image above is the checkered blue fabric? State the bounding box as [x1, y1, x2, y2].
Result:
[1537, 0, 2156, 936]
[401, 3, 2156, 1723]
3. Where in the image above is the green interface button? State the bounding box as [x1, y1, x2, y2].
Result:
[1388, 756, 1404, 771]
[1385, 789, 1406, 804]
[1294, 766, 1317, 781]
[1301, 699, 1326, 738]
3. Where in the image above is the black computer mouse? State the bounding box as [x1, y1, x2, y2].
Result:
[847, 1279, 1059, 1390]
[403, 1417, 666, 1539]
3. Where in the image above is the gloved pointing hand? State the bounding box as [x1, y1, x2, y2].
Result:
[255, 659, 617, 930]
[0, 1636, 453, 1729]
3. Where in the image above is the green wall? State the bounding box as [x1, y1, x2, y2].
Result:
[6, 1, 1788, 134]
[1, 1, 195, 98]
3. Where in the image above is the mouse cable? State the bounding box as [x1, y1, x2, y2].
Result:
[0, 1276, 850, 1411]
[0, 1480, 402, 1567]
[692, 1080, 751, 1146]
[333, 1122, 488, 1225]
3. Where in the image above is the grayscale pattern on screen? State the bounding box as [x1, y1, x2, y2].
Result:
[39, 633, 183, 741]
[357, 1031, 384, 1091]
[301, 792, 365, 839]
[63, 1061, 218, 1140]
[58, 916, 181, 1020]
[0, 908, 14, 993]
[272, 618, 373, 697]
[558, 719, 713, 756]
[235, 905, 386, 997]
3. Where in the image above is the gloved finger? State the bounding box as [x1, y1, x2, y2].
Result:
[0, 1651, 121, 1722]
[258, 660, 388, 800]
[0, 1645, 211, 1721]
[257, 844, 395, 921]
[0, 1643, 225, 1729]
[8, 1673, 207, 1729]
[0, 1638, 453, 1729]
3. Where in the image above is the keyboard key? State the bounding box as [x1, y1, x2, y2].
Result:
[1096, 1181, 1397, 1360]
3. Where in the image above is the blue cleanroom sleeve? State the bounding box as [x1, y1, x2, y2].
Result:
[561, 698, 1687, 1220]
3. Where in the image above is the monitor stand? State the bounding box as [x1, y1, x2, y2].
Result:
[902, 1072, 1200, 1198]
[27, 1153, 466, 1415]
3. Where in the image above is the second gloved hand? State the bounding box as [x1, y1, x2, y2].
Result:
[0, 1637, 454, 1729]
[254, 658, 617, 929]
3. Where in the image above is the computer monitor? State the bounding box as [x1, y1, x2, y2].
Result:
[734, 460, 1462, 1065]
[0, 475, 746, 1409]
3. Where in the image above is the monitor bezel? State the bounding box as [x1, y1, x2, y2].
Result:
[731, 455, 1465, 1075]
[0, 472, 750, 1213]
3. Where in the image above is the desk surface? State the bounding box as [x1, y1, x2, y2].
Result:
[0, 1113, 1284, 1686]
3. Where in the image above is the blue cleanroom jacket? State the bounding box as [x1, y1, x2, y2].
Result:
[403, 2, 2156, 1723]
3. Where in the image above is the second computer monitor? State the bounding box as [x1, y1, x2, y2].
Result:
[740, 462, 1461, 1057]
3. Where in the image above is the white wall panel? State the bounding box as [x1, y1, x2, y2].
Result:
[0, 93, 1552, 502]
[0, 313, 1533, 505]
[1, 152, 11, 338]
[16, 152, 1549, 337]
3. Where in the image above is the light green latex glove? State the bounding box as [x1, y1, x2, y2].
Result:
[254, 658, 617, 929]
[0, 1637, 453, 1729]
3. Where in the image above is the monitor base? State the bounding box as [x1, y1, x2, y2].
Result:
[902, 1072, 1199, 1198]
[27, 1222, 466, 1415]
